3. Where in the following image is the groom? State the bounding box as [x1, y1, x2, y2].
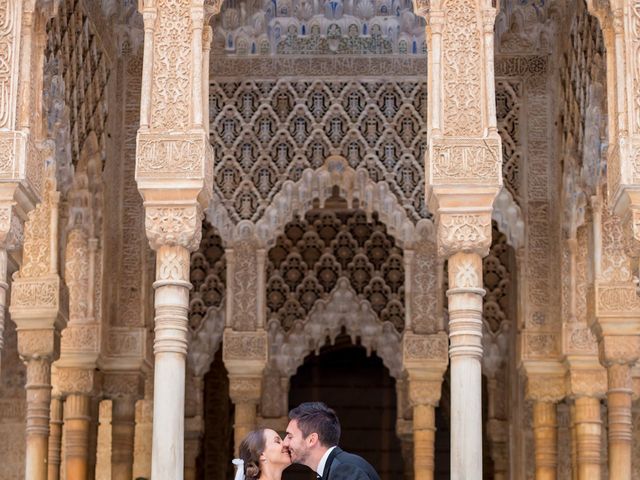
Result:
[283, 402, 380, 480]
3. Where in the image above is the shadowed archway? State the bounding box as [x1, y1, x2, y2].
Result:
[284, 335, 403, 480]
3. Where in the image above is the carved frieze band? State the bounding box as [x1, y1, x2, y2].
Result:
[11, 275, 62, 311]
[136, 132, 211, 179]
[402, 331, 449, 364]
[430, 137, 501, 184]
[521, 331, 561, 359]
[595, 283, 640, 316]
[60, 324, 100, 353]
[105, 328, 146, 358]
[223, 329, 268, 363]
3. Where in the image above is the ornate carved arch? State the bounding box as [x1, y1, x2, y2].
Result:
[208, 155, 430, 247]
[268, 277, 402, 379]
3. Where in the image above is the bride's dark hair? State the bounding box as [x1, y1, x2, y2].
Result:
[239, 429, 267, 479]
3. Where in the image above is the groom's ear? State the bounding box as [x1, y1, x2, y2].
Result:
[306, 432, 319, 448]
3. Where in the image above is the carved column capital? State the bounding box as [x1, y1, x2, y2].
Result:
[526, 373, 566, 403]
[145, 204, 203, 252]
[427, 138, 501, 258]
[436, 211, 493, 258]
[565, 361, 607, 399]
[223, 329, 268, 376]
[102, 371, 145, 400]
[598, 334, 640, 366]
[228, 376, 263, 405]
[54, 366, 100, 397]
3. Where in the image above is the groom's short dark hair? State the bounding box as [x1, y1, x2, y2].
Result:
[289, 401, 341, 447]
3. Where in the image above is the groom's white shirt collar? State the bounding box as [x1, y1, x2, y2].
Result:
[316, 445, 337, 476]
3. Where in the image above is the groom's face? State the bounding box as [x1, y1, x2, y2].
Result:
[283, 419, 312, 465]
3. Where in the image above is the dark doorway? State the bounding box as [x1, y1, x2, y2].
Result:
[196, 349, 235, 480]
[284, 335, 403, 480]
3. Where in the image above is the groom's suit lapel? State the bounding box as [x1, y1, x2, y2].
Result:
[322, 446, 342, 479]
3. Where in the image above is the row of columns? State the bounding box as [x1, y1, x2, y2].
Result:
[43, 392, 140, 480]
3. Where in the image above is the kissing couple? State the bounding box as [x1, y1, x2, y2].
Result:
[232, 402, 380, 480]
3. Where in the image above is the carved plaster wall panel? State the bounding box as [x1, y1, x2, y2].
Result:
[266, 209, 405, 332]
[116, 52, 147, 328]
[494, 55, 557, 352]
[209, 79, 429, 224]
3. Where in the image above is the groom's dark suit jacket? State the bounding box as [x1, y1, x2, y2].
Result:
[322, 447, 380, 480]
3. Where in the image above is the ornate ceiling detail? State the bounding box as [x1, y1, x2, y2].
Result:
[209, 79, 429, 225]
[560, 0, 606, 240]
[45, 0, 110, 172]
[266, 209, 404, 334]
[211, 0, 426, 56]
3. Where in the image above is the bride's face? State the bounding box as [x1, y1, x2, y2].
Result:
[260, 429, 292, 467]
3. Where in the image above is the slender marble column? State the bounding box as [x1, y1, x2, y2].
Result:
[64, 393, 92, 480]
[607, 364, 633, 480]
[48, 396, 64, 480]
[533, 401, 557, 480]
[573, 397, 601, 480]
[447, 252, 484, 479]
[151, 245, 191, 480]
[413, 404, 435, 480]
[111, 396, 136, 480]
[24, 358, 53, 480]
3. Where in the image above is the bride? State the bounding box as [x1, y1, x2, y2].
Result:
[233, 429, 292, 480]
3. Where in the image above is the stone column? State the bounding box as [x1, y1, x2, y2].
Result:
[111, 396, 137, 480]
[419, 0, 502, 474]
[64, 392, 92, 479]
[136, 0, 216, 476]
[413, 403, 436, 480]
[224, 330, 268, 455]
[150, 244, 192, 479]
[592, 335, 640, 480]
[533, 402, 558, 480]
[526, 372, 565, 480]
[23, 358, 53, 480]
[606, 364, 633, 480]
[48, 394, 64, 480]
[403, 333, 448, 480]
[228, 374, 262, 455]
[572, 396, 602, 480]
[10, 178, 68, 480]
[564, 364, 606, 480]
[102, 368, 145, 480]
[447, 252, 485, 478]
[55, 366, 100, 480]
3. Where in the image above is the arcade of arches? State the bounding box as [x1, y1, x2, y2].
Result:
[2, 0, 640, 479]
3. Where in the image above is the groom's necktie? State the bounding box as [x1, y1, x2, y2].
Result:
[316, 475, 322, 480]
